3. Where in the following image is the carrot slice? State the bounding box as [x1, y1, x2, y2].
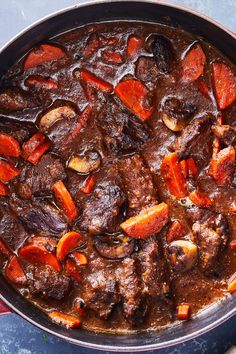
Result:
[127, 36, 142, 58]
[115, 79, 153, 121]
[24, 44, 67, 70]
[0, 160, 20, 183]
[189, 190, 213, 208]
[198, 80, 210, 99]
[22, 132, 46, 160]
[180, 160, 188, 178]
[209, 146, 235, 186]
[25, 75, 58, 90]
[5, 255, 27, 285]
[120, 203, 169, 239]
[101, 51, 123, 64]
[27, 140, 51, 165]
[0, 238, 12, 257]
[53, 181, 78, 222]
[182, 44, 206, 82]
[161, 153, 188, 198]
[177, 304, 191, 320]
[56, 231, 82, 261]
[65, 259, 81, 283]
[19, 244, 61, 272]
[212, 62, 236, 110]
[0, 133, 20, 157]
[227, 276, 236, 293]
[80, 175, 95, 194]
[230, 241, 236, 250]
[166, 220, 187, 243]
[48, 311, 81, 329]
[80, 69, 113, 94]
[71, 252, 88, 266]
[0, 181, 9, 196]
[187, 158, 198, 177]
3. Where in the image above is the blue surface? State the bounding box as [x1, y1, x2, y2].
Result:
[0, 1, 236, 353]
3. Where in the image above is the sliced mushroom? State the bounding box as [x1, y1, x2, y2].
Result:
[39, 105, 76, 132]
[94, 234, 135, 260]
[68, 150, 101, 174]
[161, 97, 197, 132]
[167, 240, 198, 272]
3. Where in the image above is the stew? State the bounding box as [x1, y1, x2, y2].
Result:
[0, 21, 236, 333]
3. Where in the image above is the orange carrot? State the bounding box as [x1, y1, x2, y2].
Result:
[182, 44, 206, 82]
[127, 36, 142, 58]
[22, 132, 46, 160]
[177, 304, 191, 320]
[5, 255, 27, 285]
[212, 62, 236, 110]
[0, 181, 9, 196]
[24, 44, 66, 70]
[53, 181, 78, 222]
[56, 232, 82, 261]
[0, 160, 20, 183]
[189, 190, 213, 208]
[65, 259, 81, 283]
[25, 75, 58, 90]
[166, 220, 187, 243]
[48, 311, 81, 329]
[27, 140, 51, 165]
[0, 133, 20, 157]
[80, 175, 95, 194]
[209, 146, 235, 186]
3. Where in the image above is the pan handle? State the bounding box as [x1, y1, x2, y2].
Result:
[0, 300, 12, 315]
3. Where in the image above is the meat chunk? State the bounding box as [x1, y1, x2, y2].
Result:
[171, 116, 213, 165]
[80, 179, 126, 235]
[0, 88, 29, 112]
[17, 154, 66, 199]
[0, 118, 35, 144]
[29, 265, 70, 300]
[9, 196, 68, 237]
[116, 258, 146, 325]
[97, 100, 149, 154]
[212, 125, 236, 146]
[82, 258, 120, 319]
[135, 56, 158, 88]
[119, 154, 157, 215]
[0, 204, 28, 251]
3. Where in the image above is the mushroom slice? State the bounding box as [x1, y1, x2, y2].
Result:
[94, 234, 135, 260]
[40, 106, 76, 132]
[68, 150, 101, 174]
[167, 240, 198, 272]
[161, 98, 196, 132]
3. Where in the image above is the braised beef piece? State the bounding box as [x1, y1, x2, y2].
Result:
[0, 118, 35, 144]
[82, 258, 120, 319]
[148, 34, 176, 74]
[9, 196, 68, 237]
[96, 100, 149, 154]
[0, 87, 40, 112]
[83, 33, 100, 59]
[119, 154, 157, 216]
[29, 266, 70, 300]
[17, 154, 66, 199]
[171, 116, 213, 164]
[212, 125, 236, 146]
[135, 56, 158, 87]
[0, 204, 28, 251]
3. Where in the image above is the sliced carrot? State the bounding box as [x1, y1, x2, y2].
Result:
[161, 153, 188, 198]
[177, 304, 191, 320]
[80, 175, 95, 194]
[182, 44, 206, 82]
[0, 181, 9, 196]
[227, 276, 236, 293]
[22, 132, 46, 160]
[0, 133, 20, 157]
[53, 181, 78, 222]
[230, 241, 236, 250]
[25, 75, 58, 90]
[80, 69, 113, 94]
[209, 146, 235, 186]
[212, 62, 236, 110]
[127, 36, 142, 58]
[0, 160, 20, 183]
[65, 259, 81, 283]
[115, 79, 153, 121]
[189, 189, 213, 208]
[101, 51, 123, 64]
[48, 311, 81, 329]
[212, 137, 221, 159]
[71, 252, 88, 266]
[56, 231, 82, 261]
[24, 44, 67, 70]
[186, 158, 198, 177]
[77, 105, 92, 127]
[198, 80, 210, 99]
[0, 238, 12, 257]
[120, 203, 169, 239]
[180, 160, 188, 178]
[19, 244, 61, 272]
[166, 220, 187, 243]
[27, 140, 51, 165]
[5, 255, 27, 285]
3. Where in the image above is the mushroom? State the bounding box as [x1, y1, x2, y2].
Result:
[94, 234, 135, 260]
[167, 240, 198, 272]
[39, 105, 76, 132]
[68, 150, 101, 174]
[161, 97, 197, 132]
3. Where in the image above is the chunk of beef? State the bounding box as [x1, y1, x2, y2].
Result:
[116, 258, 146, 325]
[212, 125, 236, 146]
[0, 88, 29, 112]
[83, 33, 100, 59]
[80, 179, 126, 235]
[0, 204, 28, 251]
[119, 154, 157, 216]
[82, 258, 120, 319]
[97, 100, 149, 154]
[17, 154, 66, 199]
[29, 265, 70, 300]
[135, 56, 158, 88]
[171, 116, 213, 165]
[0, 117, 35, 144]
[9, 196, 68, 237]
